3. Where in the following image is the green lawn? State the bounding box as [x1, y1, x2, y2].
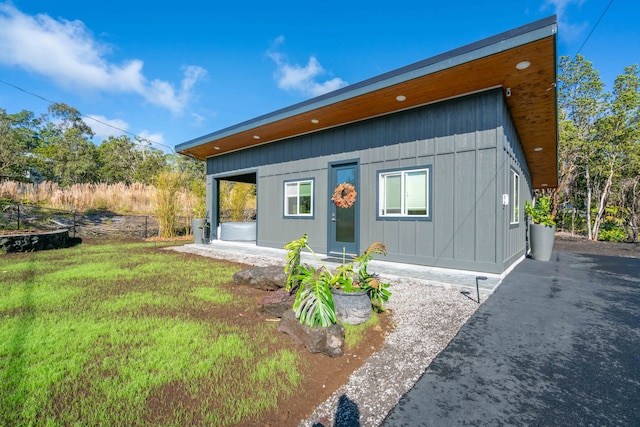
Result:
[0, 240, 301, 426]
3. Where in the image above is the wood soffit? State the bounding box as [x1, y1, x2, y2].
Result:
[179, 32, 557, 189]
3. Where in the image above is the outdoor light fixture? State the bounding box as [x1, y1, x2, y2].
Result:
[534, 147, 543, 152]
[214, 146, 220, 150]
[505, 87, 511, 97]
[311, 119, 319, 124]
[396, 95, 406, 101]
[253, 135, 260, 140]
[516, 60, 531, 70]
[475, 276, 487, 303]
[541, 183, 548, 187]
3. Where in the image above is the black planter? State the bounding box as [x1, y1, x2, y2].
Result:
[330, 288, 371, 325]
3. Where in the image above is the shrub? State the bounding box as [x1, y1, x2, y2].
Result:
[154, 172, 183, 238]
[598, 224, 627, 242]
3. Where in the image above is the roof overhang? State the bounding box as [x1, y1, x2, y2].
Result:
[177, 16, 558, 188]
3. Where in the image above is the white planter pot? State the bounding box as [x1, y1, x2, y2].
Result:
[529, 223, 556, 261]
[219, 222, 256, 241]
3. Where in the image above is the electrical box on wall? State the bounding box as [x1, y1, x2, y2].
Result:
[502, 194, 509, 206]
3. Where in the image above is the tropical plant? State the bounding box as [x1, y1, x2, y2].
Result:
[284, 234, 391, 327]
[353, 242, 392, 312]
[525, 196, 556, 227]
[291, 264, 336, 328]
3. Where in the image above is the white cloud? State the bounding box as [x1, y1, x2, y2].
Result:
[137, 130, 167, 150]
[542, 0, 588, 42]
[86, 115, 129, 140]
[84, 116, 169, 152]
[190, 112, 206, 127]
[268, 36, 347, 97]
[0, 4, 206, 114]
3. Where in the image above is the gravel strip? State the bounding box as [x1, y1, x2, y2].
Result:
[170, 244, 284, 267]
[169, 244, 483, 426]
[299, 275, 480, 426]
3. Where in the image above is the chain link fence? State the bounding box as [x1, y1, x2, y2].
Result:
[0, 202, 193, 239]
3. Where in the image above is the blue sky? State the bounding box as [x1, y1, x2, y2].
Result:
[0, 0, 637, 153]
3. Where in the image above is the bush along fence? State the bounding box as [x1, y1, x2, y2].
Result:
[0, 202, 194, 239]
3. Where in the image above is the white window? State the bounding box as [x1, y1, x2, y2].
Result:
[284, 180, 313, 216]
[510, 169, 520, 224]
[379, 167, 430, 217]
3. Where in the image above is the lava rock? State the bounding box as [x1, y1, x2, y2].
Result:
[277, 310, 345, 358]
[258, 288, 295, 317]
[232, 265, 287, 291]
[0, 229, 69, 253]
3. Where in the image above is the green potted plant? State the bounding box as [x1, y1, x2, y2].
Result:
[525, 196, 556, 261]
[284, 234, 391, 327]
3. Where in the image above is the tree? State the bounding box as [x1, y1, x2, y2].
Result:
[96, 135, 167, 185]
[133, 139, 167, 185]
[169, 153, 205, 182]
[620, 147, 640, 241]
[558, 55, 606, 240]
[591, 65, 640, 240]
[97, 135, 139, 184]
[34, 103, 98, 186]
[0, 109, 41, 180]
[554, 109, 579, 228]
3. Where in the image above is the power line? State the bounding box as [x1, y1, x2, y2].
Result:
[576, 0, 614, 55]
[0, 78, 174, 153]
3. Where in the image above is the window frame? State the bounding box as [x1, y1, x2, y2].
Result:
[377, 165, 432, 220]
[510, 168, 520, 225]
[283, 178, 315, 218]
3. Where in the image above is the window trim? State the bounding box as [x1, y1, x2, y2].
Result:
[283, 178, 315, 218]
[510, 168, 520, 225]
[376, 165, 432, 221]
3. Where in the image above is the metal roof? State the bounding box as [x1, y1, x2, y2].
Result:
[177, 16, 558, 188]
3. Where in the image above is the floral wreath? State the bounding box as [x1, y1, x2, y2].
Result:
[331, 182, 357, 209]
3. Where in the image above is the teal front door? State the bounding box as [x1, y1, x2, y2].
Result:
[329, 162, 359, 256]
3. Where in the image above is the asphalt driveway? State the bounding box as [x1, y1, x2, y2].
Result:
[383, 250, 640, 426]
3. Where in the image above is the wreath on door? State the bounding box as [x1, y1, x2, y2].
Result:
[331, 182, 357, 209]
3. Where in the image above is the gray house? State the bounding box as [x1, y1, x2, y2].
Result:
[176, 16, 558, 274]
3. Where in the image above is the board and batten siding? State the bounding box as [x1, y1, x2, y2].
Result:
[500, 97, 533, 270]
[207, 88, 529, 273]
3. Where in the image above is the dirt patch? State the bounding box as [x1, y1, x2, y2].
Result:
[0, 206, 163, 239]
[261, 316, 391, 426]
[139, 283, 390, 427]
[554, 232, 640, 258]
[29, 239, 390, 426]
[127, 241, 393, 426]
[225, 286, 391, 426]
[0, 229, 52, 235]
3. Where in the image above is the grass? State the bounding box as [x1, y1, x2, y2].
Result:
[343, 313, 381, 349]
[0, 240, 302, 426]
